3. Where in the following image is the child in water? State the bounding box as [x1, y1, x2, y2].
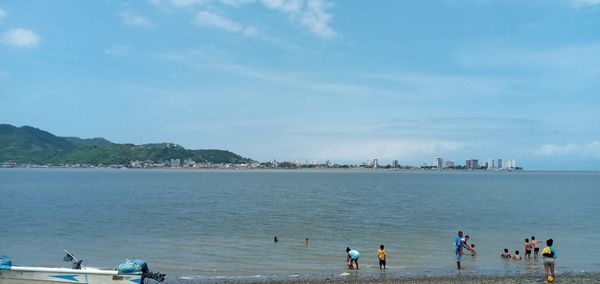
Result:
[346, 247, 360, 269]
[542, 239, 557, 282]
[470, 244, 477, 256]
[513, 250, 522, 261]
[501, 248, 511, 259]
[532, 236, 542, 258]
[376, 244, 387, 269]
[525, 238, 533, 259]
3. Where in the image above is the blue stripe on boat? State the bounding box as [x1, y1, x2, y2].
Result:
[51, 274, 79, 282]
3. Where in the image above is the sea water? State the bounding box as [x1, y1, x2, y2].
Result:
[1, 169, 599, 281]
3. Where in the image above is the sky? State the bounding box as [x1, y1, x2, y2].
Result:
[1, 0, 599, 170]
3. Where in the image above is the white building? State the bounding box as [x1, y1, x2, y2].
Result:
[433, 157, 444, 169]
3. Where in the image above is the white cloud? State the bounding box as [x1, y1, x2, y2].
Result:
[220, 0, 256, 7]
[169, 0, 210, 7]
[1, 28, 40, 48]
[195, 11, 243, 32]
[158, 0, 336, 38]
[0, 8, 7, 20]
[194, 11, 277, 42]
[119, 10, 153, 28]
[260, 0, 336, 38]
[314, 139, 463, 161]
[534, 141, 600, 157]
[569, 0, 600, 6]
[261, 0, 303, 13]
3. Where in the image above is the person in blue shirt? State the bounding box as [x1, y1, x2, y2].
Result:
[345, 247, 361, 269]
[454, 231, 471, 270]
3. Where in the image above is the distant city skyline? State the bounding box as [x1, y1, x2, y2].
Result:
[1, 1, 599, 170]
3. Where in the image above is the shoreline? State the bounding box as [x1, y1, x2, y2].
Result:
[202, 272, 600, 283]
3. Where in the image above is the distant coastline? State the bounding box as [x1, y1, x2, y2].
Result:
[1, 123, 523, 171]
[0, 163, 524, 172]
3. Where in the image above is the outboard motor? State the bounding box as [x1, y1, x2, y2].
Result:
[132, 260, 166, 283]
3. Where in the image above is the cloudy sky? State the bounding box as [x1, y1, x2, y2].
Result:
[1, 0, 599, 170]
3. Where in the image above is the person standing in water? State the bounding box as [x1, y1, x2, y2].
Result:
[376, 244, 387, 269]
[525, 238, 533, 259]
[454, 231, 471, 270]
[532, 236, 543, 258]
[542, 239, 557, 282]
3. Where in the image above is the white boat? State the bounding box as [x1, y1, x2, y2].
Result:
[0, 266, 143, 284]
[0, 252, 165, 284]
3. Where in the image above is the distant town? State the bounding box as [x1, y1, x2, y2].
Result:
[0, 124, 523, 171]
[1, 157, 521, 171]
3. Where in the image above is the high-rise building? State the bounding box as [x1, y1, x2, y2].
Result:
[466, 159, 479, 169]
[393, 160, 399, 168]
[500, 159, 517, 169]
[433, 157, 444, 169]
[372, 159, 379, 168]
[445, 160, 455, 168]
[498, 159, 503, 169]
[487, 159, 495, 169]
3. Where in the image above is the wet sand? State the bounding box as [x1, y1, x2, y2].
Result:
[230, 272, 600, 283]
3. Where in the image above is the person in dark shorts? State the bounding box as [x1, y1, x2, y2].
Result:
[525, 238, 533, 259]
[532, 236, 543, 258]
[376, 244, 387, 269]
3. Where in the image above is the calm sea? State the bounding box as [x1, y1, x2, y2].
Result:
[1, 169, 599, 281]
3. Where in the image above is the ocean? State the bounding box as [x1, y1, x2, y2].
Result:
[1, 169, 599, 282]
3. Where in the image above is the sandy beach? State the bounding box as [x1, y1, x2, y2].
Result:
[236, 272, 600, 283]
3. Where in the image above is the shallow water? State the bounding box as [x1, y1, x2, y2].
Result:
[1, 169, 599, 282]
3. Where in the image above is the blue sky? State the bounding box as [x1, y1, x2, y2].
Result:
[1, 0, 599, 170]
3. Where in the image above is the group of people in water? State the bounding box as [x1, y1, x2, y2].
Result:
[500, 235, 542, 260]
[455, 231, 558, 282]
[343, 245, 388, 270]
[275, 231, 558, 283]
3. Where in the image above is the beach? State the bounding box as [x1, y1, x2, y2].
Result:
[225, 272, 600, 283]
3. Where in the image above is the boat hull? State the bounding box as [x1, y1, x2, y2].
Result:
[0, 267, 142, 284]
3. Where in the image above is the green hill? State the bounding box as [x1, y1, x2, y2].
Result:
[0, 124, 253, 165]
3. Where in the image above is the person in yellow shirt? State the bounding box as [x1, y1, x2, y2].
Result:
[376, 244, 387, 269]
